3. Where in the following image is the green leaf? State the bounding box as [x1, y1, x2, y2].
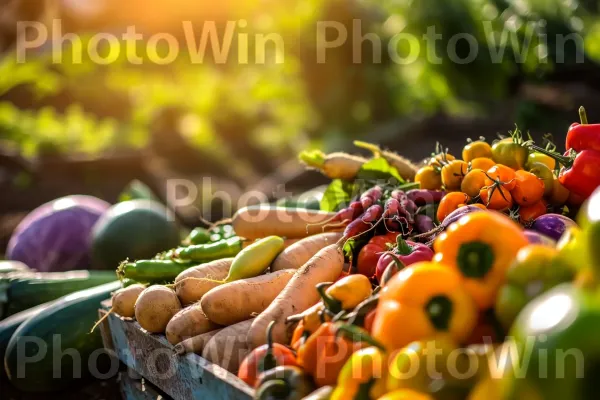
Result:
[320, 179, 354, 212]
[356, 158, 404, 183]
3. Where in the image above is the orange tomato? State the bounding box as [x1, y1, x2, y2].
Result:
[480, 186, 513, 211]
[461, 169, 488, 198]
[485, 164, 517, 191]
[441, 160, 468, 191]
[549, 176, 570, 206]
[469, 157, 496, 172]
[415, 165, 442, 190]
[463, 141, 493, 162]
[510, 170, 545, 207]
[437, 192, 470, 222]
[519, 200, 547, 225]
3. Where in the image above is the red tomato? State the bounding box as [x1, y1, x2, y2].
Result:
[356, 232, 399, 277]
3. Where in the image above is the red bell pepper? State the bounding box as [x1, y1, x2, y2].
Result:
[356, 231, 398, 277]
[374, 236, 434, 283]
[530, 107, 600, 199]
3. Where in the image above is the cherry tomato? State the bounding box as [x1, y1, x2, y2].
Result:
[469, 157, 495, 172]
[528, 162, 554, 196]
[480, 185, 513, 211]
[519, 200, 547, 225]
[429, 153, 456, 168]
[463, 140, 493, 162]
[441, 160, 468, 191]
[510, 170, 545, 207]
[485, 164, 517, 191]
[491, 138, 528, 170]
[356, 232, 399, 277]
[461, 169, 488, 198]
[437, 192, 470, 222]
[549, 176, 570, 206]
[415, 166, 442, 190]
[527, 152, 556, 170]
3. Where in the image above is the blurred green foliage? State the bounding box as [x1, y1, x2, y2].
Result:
[1, 0, 600, 159]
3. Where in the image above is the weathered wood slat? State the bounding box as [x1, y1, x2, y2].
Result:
[120, 371, 168, 400]
[99, 301, 254, 400]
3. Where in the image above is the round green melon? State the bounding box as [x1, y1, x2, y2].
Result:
[91, 200, 181, 269]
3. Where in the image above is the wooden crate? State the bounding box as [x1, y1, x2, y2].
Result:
[99, 301, 254, 400]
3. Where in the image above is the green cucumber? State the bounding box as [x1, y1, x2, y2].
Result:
[4, 281, 121, 392]
[1, 270, 117, 318]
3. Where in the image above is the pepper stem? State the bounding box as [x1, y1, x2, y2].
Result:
[335, 324, 386, 351]
[256, 379, 289, 400]
[259, 321, 278, 373]
[354, 140, 382, 156]
[579, 106, 588, 125]
[316, 282, 343, 314]
[396, 237, 413, 256]
[527, 144, 573, 168]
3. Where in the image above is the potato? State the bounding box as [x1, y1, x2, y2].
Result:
[134, 285, 181, 333]
[112, 284, 145, 318]
[165, 305, 221, 345]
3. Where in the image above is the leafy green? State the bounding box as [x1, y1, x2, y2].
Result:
[320, 179, 355, 212]
[356, 158, 404, 183]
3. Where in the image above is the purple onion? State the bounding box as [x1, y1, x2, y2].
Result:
[530, 213, 577, 241]
[524, 230, 557, 247]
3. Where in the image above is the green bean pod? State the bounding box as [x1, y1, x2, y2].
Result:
[117, 259, 194, 283]
[183, 227, 212, 245]
[176, 236, 243, 263]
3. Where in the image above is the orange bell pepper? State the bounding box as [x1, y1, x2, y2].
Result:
[371, 262, 477, 353]
[433, 211, 529, 310]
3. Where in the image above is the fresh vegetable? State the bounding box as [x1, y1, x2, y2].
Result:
[221, 236, 284, 283]
[254, 366, 315, 400]
[415, 165, 442, 190]
[469, 157, 495, 172]
[356, 232, 399, 278]
[232, 206, 338, 240]
[434, 211, 529, 310]
[173, 328, 223, 355]
[461, 169, 488, 197]
[375, 237, 434, 283]
[183, 227, 211, 245]
[491, 131, 529, 170]
[530, 213, 577, 241]
[318, 274, 373, 312]
[503, 284, 600, 400]
[354, 141, 419, 180]
[414, 214, 434, 234]
[378, 390, 434, 400]
[412, 205, 485, 244]
[437, 192, 470, 222]
[7, 195, 110, 272]
[297, 322, 377, 387]
[463, 140, 493, 162]
[299, 150, 367, 180]
[165, 304, 221, 345]
[4, 281, 121, 392]
[527, 151, 556, 170]
[510, 170, 545, 207]
[577, 186, 600, 270]
[485, 164, 517, 191]
[342, 204, 383, 241]
[175, 236, 243, 263]
[528, 162, 554, 196]
[174, 258, 233, 305]
[549, 175, 570, 206]
[202, 319, 252, 373]
[495, 245, 574, 331]
[289, 303, 329, 350]
[238, 321, 298, 387]
[0, 260, 30, 275]
[109, 283, 145, 318]
[91, 199, 180, 270]
[134, 285, 181, 333]
[1, 270, 117, 317]
[518, 200, 548, 225]
[117, 259, 193, 283]
[523, 229, 556, 246]
[248, 244, 345, 349]
[441, 160, 468, 190]
[372, 262, 477, 352]
[479, 185, 513, 211]
[330, 346, 387, 400]
[201, 269, 294, 326]
[272, 232, 342, 272]
[406, 189, 445, 206]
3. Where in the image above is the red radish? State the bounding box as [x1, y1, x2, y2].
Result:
[342, 204, 383, 241]
[360, 186, 383, 209]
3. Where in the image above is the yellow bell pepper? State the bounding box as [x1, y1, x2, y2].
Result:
[319, 274, 374, 313]
[371, 262, 477, 353]
[331, 347, 387, 400]
[377, 389, 433, 400]
[434, 212, 529, 310]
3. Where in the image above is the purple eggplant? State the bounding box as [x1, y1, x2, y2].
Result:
[530, 213, 577, 241]
[524, 229, 557, 247]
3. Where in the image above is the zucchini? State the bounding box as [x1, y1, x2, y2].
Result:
[1, 270, 116, 318]
[0, 301, 54, 378]
[4, 281, 121, 392]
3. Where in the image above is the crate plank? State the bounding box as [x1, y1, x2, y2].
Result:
[100, 302, 253, 400]
[120, 371, 169, 400]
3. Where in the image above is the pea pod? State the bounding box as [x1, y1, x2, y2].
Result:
[183, 227, 211, 245]
[117, 259, 194, 283]
[176, 236, 243, 262]
[225, 236, 284, 282]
